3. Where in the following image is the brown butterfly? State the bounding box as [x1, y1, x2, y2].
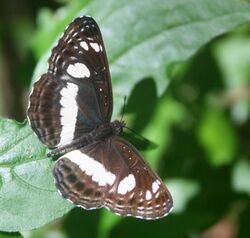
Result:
[27, 16, 173, 219]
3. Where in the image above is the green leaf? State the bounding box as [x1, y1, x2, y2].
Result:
[143, 95, 187, 168]
[0, 232, 23, 238]
[214, 34, 250, 123]
[197, 106, 238, 166]
[32, 0, 250, 99]
[97, 211, 122, 238]
[32, 0, 90, 58]
[232, 158, 250, 195]
[0, 119, 73, 232]
[167, 179, 200, 213]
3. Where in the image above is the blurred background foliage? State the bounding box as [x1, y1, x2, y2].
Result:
[0, 0, 250, 238]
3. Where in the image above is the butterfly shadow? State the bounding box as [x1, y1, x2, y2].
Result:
[121, 77, 158, 151]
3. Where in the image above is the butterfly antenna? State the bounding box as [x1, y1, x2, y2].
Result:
[120, 96, 142, 139]
[120, 96, 127, 122]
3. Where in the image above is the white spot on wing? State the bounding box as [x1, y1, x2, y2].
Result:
[80, 41, 89, 50]
[90, 42, 100, 52]
[65, 150, 116, 186]
[58, 82, 78, 146]
[72, 32, 78, 38]
[146, 190, 152, 200]
[152, 181, 160, 193]
[66, 198, 74, 204]
[27, 88, 35, 125]
[168, 206, 174, 214]
[117, 174, 136, 195]
[67, 62, 90, 78]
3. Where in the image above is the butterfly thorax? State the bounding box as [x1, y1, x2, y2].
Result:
[90, 120, 125, 140]
[47, 120, 125, 157]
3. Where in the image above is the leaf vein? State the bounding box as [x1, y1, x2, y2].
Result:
[11, 169, 55, 193]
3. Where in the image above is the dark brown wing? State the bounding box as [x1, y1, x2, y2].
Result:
[49, 16, 113, 121]
[105, 136, 173, 219]
[53, 136, 173, 219]
[27, 16, 113, 147]
[53, 147, 107, 210]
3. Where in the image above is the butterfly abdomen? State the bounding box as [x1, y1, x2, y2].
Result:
[91, 120, 124, 140]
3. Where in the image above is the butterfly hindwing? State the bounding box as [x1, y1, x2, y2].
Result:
[53, 154, 106, 210]
[53, 136, 173, 219]
[53, 141, 114, 210]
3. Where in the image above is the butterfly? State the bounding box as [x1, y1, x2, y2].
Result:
[27, 16, 173, 219]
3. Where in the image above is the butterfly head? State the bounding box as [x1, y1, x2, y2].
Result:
[111, 120, 126, 135]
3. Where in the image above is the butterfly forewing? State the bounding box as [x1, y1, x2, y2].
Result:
[27, 16, 113, 147]
[49, 16, 113, 121]
[53, 136, 173, 219]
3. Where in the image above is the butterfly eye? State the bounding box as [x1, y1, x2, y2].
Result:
[27, 15, 173, 220]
